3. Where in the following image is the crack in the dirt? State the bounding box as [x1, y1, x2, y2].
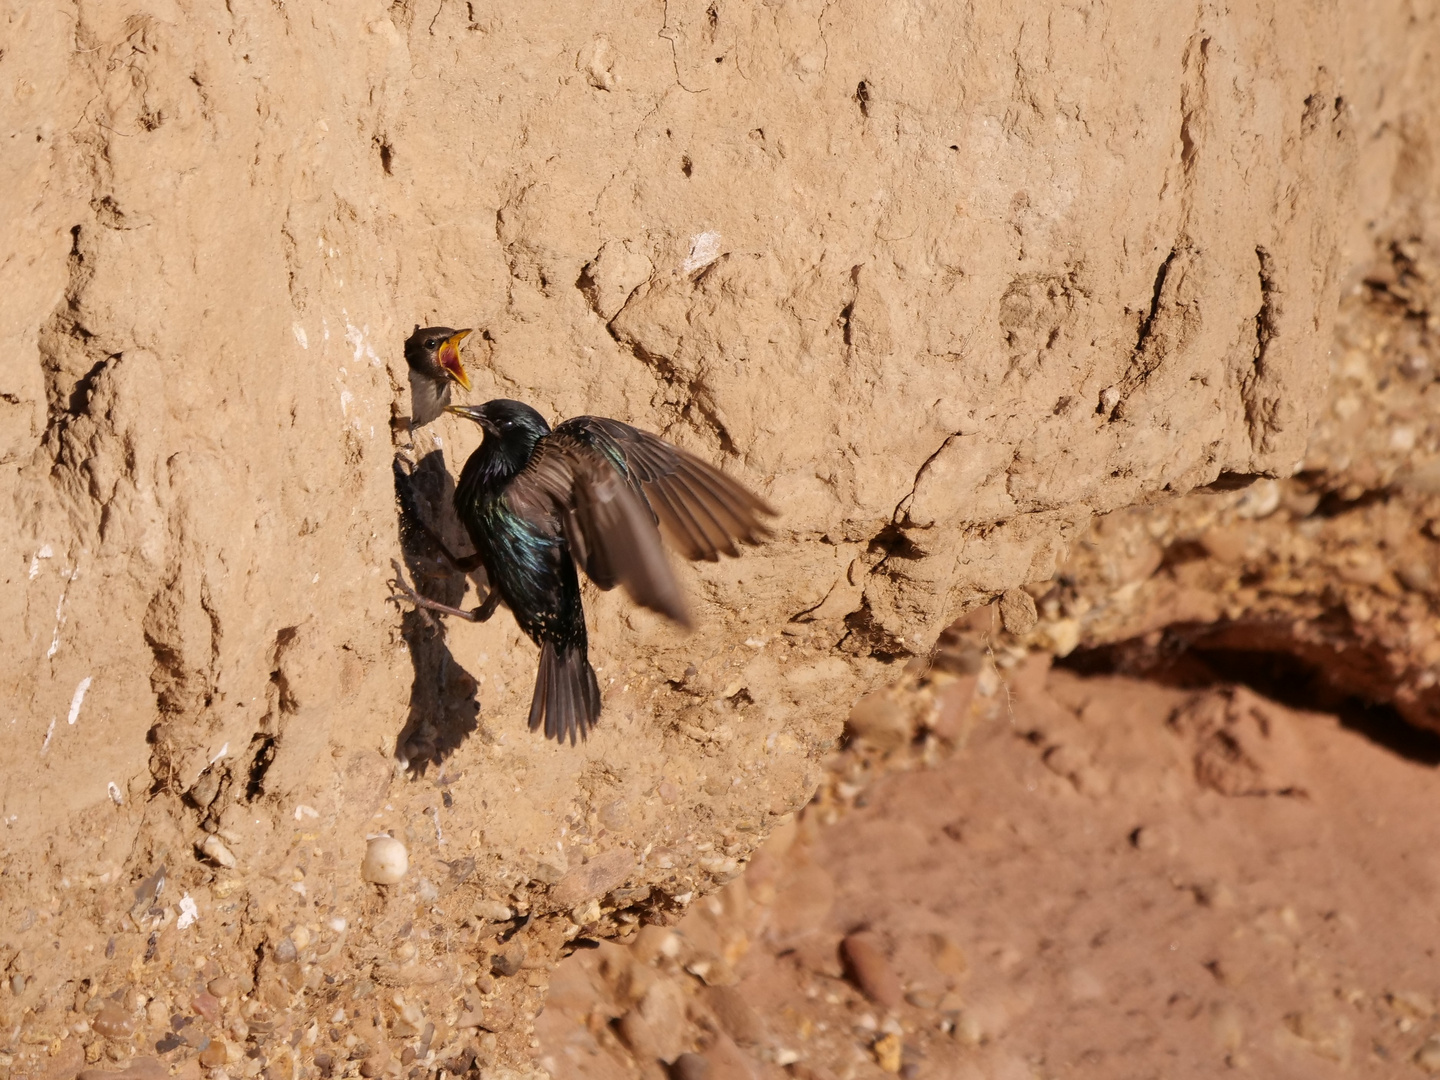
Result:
[1178, 34, 1209, 183]
[1131, 247, 1177, 367]
[1253, 247, 1278, 367]
[659, 0, 709, 94]
[243, 732, 278, 802]
[603, 309, 737, 456]
[891, 431, 965, 527]
[1241, 245, 1282, 451]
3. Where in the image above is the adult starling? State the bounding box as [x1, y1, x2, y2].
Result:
[404, 325, 473, 427]
[390, 399, 773, 744]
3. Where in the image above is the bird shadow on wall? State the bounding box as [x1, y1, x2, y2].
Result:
[391, 451, 483, 773]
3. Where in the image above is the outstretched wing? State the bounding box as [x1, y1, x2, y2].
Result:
[556, 416, 775, 563]
[504, 430, 691, 626]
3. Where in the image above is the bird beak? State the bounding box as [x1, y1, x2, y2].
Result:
[438, 329, 473, 391]
[445, 404, 488, 428]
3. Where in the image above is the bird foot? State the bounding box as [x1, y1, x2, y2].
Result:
[387, 560, 440, 630]
[387, 560, 490, 624]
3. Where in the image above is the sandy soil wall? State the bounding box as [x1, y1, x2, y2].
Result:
[1, 0, 1437, 1075]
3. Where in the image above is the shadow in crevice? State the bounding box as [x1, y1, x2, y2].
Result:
[392, 450, 485, 774]
[1060, 625, 1440, 768]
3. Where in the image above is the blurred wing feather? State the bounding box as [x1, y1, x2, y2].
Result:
[508, 433, 689, 625]
[557, 417, 774, 562]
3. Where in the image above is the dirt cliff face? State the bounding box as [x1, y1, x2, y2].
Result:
[0, 0, 1431, 1075]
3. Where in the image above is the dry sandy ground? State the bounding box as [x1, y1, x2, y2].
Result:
[537, 659, 1440, 1079]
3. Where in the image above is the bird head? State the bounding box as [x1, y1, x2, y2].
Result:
[404, 325, 473, 391]
[446, 399, 552, 442]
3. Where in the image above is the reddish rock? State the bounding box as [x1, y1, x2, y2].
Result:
[198, 1039, 227, 1068]
[617, 1009, 662, 1062]
[90, 1002, 135, 1039]
[702, 985, 766, 1047]
[842, 932, 904, 1009]
[698, 1032, 756, 1080]
[490, 942, 527, 978]
[670, 1052, 710, 1080]
[190, 991, 221, 1023]
[553, 848, 636, 908]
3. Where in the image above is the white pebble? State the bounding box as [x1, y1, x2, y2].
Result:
[176, 894, 199, 930]
[200, 834, 237, 869]
[362, 835, 408, 885]
[474, 900, 513, 923]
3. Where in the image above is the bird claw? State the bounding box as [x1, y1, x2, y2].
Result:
[388, 559, 491, 624]
[387, 559, 441, 631]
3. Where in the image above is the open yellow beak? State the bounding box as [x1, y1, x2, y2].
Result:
[438, 328, 473, 392]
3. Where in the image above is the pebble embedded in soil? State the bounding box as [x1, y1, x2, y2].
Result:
[704, 985, 766, 1046]
[91, 1001, 135, 1039]
[842, 932, 904, 1009]
[491, 941, 527, 977]
[199, 834, 237, 869]
[199, 1038, 227, 1068]
[872, 1032, 903, 1073]
[362, 835, 408, 884]
[474, 899, 513, 922]
[616, 1009, 663, 1062]
[671, 1052, 710, 1080]
[999, 588, 1039, 634]
[191, 991, 221, 1022]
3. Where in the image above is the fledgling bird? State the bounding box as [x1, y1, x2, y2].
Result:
[404, 325, 473, 427]
[390, 399, 774, 745]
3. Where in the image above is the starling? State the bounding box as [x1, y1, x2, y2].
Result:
[390, 399, 773, 744]
[404, 325, 473, 427]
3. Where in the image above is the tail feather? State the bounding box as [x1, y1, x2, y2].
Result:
[527, 647, 550, 734]
[528, 641, 602, 745]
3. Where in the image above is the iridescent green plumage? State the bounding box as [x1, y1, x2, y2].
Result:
[440, 399, 774, 745]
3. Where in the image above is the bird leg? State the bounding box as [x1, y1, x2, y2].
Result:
[388, 560, 501, 623]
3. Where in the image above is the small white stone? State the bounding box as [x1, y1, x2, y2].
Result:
[362, 835, 408, 885]
[176, 894, 200, 930]
[200, 834, 237, 869]
[474, 900, 514, 923]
